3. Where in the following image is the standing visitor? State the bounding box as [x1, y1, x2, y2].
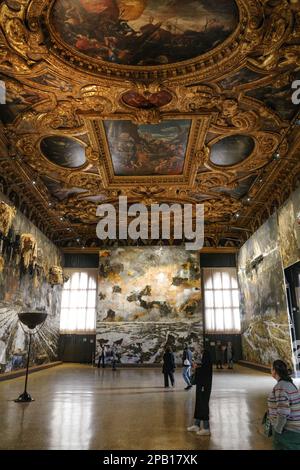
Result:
[182, 343, 193, 390]
[215, 341, 223, 369]
[268, 359, 300, 450]
[97, 345, 106, 369]
[187, 350, 213, 436]
[162, 346, 175, 388]
[226, 341, 234, 369]
[111, 345, 117, 371]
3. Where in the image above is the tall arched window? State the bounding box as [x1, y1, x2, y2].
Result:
[60, 269, 97, 333]
[203, 268, 241, 332]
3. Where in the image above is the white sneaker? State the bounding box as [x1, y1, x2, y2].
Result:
[187, 425, 200, 432]
[196, 429, 211, 436]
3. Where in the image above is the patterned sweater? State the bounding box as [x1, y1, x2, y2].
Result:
[268, 380, 300, 433]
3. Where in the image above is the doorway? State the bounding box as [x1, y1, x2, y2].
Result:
[59, 334, 96, 364]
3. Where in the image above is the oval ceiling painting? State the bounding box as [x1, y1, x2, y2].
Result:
[50, 0, 239, 66]
[210, 135, 255, 166]
[40, 136, 86, 168]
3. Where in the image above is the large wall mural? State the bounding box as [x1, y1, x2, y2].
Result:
[96, 246, 203, 363]
[278, 186, 300, 269]
[50, 0, 239, 66]
[96, 322, 203, 365]
[238, 214, 293, 367]
[0, 194, 63, 372]
[98, 247, 201, 322]
[104, 119, 191, 176]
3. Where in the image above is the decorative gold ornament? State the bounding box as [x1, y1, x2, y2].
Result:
[20, 233, 37, 270]
[0, 201, 16, 236]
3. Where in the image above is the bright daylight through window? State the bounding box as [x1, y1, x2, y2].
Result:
[203, 268, 241, 332]
[60, 270, 97, 333]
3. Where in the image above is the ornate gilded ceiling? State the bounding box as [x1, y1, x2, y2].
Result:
[0, 0, 299, 248]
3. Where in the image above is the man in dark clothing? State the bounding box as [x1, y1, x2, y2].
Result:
[187, 349, 213, 435]
[162, 346, 176, 387]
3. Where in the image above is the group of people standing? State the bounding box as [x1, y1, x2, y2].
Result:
[163, 344, 213, 436]
[97, 344, 120, 370]
[215, 341, 234, 370]
[163, 344, 300, 447]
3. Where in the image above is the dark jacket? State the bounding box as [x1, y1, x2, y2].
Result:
[193, 351, 213, 420]
[162, 351, 175, 373]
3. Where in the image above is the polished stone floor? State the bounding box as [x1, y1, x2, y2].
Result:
[0, 364, 296, 450]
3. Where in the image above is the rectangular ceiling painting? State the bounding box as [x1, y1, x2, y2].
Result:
[103, 119, 191, 176]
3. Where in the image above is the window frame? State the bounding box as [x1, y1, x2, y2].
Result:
[203, 267, 241, 333]
[59, 268, 97, 334]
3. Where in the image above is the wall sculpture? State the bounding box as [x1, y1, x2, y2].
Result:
[0, 193, 63, 371]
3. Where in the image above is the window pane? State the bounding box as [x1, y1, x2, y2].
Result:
[77, 291, 88, 308]
[215, 309, 224, 330]
[224, 308, 233, 330]
[204, 291, 214, 308]
[86, 309, 96, 330]
[205, 308, 215, 331]
[69, 291, 81, 309]
[88, 276, 96, 290]
[213, 271, 222, 289]
[61, 290, 70, 309]
[204, 270, 213, 289]
[232, 290, 240, 307]
[222, 290, 232, 308]
[221, 271, 231, 289]
[233, 308, 241, 330]
[71, 272, 80, 290]
[231, 274, 238, 289]
[203, 268, 241, 334]
[87, 290, 96, 308]
[79, 272, 88, 290]
[77, 309, 86, 330]
[214, 290, 223, 308]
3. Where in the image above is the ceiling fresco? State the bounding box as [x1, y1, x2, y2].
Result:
[104, 119, 190, 176]
[50, 0, 239, 66]
[0, 0, 299, 248]
[210, 135, 255, 167]
[40, 135, 87, 168]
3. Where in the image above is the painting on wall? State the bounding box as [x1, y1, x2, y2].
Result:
[0, 194, 63, 371]
[40, 136, 86, 168]
[104, 119, 191, 176]
[238, 214, 292, 367]
[97, 247, 201, 322]
[278, 188, 300, 269]
[96, 321, 203, 364]
[50, 0, 239, 66]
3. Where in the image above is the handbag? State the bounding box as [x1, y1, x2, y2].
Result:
[262, 411, 272, 437]
[184, 359, 191, 366]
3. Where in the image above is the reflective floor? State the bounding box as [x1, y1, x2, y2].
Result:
[0, 364, 295, 450]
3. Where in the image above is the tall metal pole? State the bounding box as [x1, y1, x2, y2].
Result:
[15, 332, 34, 402]
[23, 332, 32, 396]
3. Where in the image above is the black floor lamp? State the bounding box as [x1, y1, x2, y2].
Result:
[14, 311, 48, 403]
